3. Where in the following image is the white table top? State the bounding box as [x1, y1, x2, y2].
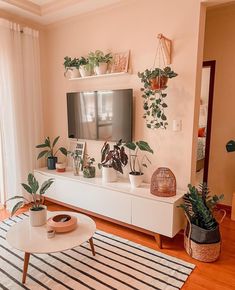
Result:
[6, 211, 96, 254]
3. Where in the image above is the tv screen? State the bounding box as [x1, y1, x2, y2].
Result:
[67, 89, 133, 142]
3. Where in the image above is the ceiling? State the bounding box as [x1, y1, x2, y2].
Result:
[0, 0, 123, 25]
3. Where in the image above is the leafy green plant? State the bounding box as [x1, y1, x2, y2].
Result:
[138, 66, 177, 129]
[88, 50, 113, 67]
[63, 56, 79, 69]
[124, 141, 153, 174]
[179, 183, 224, 230]
[98, 139, 128, 174]
[36, 136, 67, 160]
[6, 173, 54, 216]
[82, 154, 95, 168]
[67, 149, 82, 161]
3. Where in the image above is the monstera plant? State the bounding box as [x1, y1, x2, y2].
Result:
[138, 66, 177, 129]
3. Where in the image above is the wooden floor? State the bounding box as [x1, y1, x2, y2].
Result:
[1, 201, 235, 290]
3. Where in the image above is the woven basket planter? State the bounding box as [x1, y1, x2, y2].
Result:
[184, 210, 226, 263]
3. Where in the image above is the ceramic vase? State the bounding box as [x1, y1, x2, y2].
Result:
[129, 172, 144, 188]
[29, 205, 47, 227]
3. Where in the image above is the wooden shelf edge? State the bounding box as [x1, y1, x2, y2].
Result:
[68, 71, 129, 81]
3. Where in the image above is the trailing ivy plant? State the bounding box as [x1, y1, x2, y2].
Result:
[138, 66, 177, 129]
[178, 183, 224, 230]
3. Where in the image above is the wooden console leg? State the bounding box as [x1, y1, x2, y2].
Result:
[89, 238, 96, 256]
[22, 252, 30, 284]
[154, 234, 162, 249]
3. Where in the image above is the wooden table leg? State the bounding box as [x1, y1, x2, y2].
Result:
[89, 237, 96, 256]
[22, 252, 30, 284]
[154, 234, 162, 249]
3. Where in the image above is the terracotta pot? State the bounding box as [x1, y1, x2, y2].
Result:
[29, 205, 47, 227]
[150, 76, 168, 90]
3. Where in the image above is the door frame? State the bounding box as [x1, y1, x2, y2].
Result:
[203, 60, 216, 183]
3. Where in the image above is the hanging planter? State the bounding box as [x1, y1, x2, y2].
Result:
[138, 34, 177, 130]
[138, 67, 177, 130]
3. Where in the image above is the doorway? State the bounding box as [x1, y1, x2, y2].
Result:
[195, 60, 216, 185]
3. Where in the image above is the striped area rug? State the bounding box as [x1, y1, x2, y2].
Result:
[0, 213, 195, 290]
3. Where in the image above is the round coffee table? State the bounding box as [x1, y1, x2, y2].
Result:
[6, 211, 96, 284]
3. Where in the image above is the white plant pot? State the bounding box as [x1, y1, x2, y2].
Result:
[79, 65, 92, 77]
[129, 173, 144, 188]
[68, 67, 80, 78]
[102, 166, 117, 183]
[29, 205, 47, 227]
[94, 62, 108, 75]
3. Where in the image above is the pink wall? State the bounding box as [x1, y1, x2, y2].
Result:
[42, 0, 203, 189]
[204, 4, 235, 205]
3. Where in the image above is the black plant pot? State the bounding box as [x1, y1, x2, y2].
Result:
[47, 157, 57, 170]
[185, 223, 221, 244]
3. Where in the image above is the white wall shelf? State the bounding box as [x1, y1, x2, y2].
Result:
[69, 71, 129, 81]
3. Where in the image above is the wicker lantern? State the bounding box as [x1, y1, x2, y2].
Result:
[151, 167, 176, 197]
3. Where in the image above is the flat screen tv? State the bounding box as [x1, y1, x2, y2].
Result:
[67, 89, 133, 142]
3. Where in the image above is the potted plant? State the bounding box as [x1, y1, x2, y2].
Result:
[63, 56, 80, 78]
[6, 173, 54, 226]
[36, 136, 67, 170]
[179, 183, 225, 262]
[98, 139, 128, 183]
[82, 155, 96, 178]
[124, 141, 153, 188]
[78, 56, 93, 77]
[67, 149, 82, 176]
[138, 66, 177, 129]
[88, 50, 112, 75]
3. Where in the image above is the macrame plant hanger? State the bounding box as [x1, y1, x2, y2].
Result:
[139, 33, 174, 130]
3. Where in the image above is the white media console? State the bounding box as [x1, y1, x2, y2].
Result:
[34, 168, 185, 248]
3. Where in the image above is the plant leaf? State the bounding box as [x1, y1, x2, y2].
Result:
[27, 174, 39, 194]
[21, 183, 32, 194]
[37, 150, 49, 160]
[40, 179, 54, 195]
[52, 136, 60, 147]
[124, 142, 136, 151]
[36, 143, 48, 148]
[45, 137, 51, 148]
[59, 147, 67, 156]
[136, 141, 153, 153]
[11, 201, 24, 216]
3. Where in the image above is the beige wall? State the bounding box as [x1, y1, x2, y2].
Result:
[3, 0, 234, 204]
[42, 0, 204, 188]
[204, 4, 235, 205]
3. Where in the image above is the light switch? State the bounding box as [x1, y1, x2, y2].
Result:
[173, 119, 182, 132]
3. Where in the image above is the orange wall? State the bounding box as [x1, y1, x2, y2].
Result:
[42, 0, 203, 188]
[204, 4, 235, 205]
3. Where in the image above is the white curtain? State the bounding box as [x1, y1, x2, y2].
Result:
[0, 19, 43, 203]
